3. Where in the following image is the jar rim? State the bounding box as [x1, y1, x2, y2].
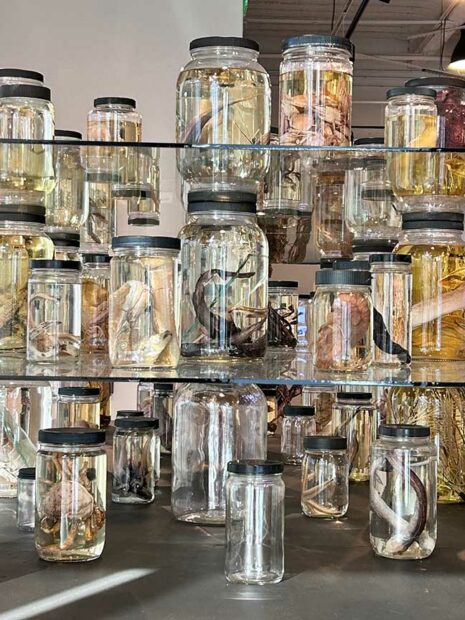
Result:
[0, 68, 44, 82]
[190, 36, 259, 52]
[93, 96, 136, 108]
[227, 459, 283, 475]
[282, 34, 354, 57]
[30, 259, 82, 271]
[38, 427, 106, 445]
[111, 235, 181, 251]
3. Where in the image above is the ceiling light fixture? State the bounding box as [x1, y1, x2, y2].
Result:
[448, 25, 465, 73]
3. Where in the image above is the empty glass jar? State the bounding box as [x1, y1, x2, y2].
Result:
[137, 382, 174, 453]
[281, 405, 316, 465]
[172, 383, 267, 524]
[109, 236, 180, 368]
[81, 253, 110, 355]
[16, 467, 35, 531]
[57, 386, 101, 428]
[48, 231, 81, 261]
[225, 460, 284, 585]
[370, 424, 437, 560]
[268, 280, 298, 349]
[301, 435, 348, 518]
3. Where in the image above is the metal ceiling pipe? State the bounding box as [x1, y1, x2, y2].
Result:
[345, 0, 391, 39]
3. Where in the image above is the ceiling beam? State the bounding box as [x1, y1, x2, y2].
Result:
[245, 18, 440, 26]
[412, 0, 465, 54]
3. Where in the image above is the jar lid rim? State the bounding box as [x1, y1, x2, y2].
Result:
[269, 280, 299, 288]
[116, 410, 145, 417]
[282, 34, 354, 56]
[304, 435, 347, 450]
[55, 129, 82, 140]
[379, 424, 430, 438]
[0, 68, 44, 82]
[93, 96, 136, 108]
[227, 459, 283, 475]
[405, 76, 465, 89]
[336, 391, 372, 401]
[111, 235, 181, 251]
[190, 37, 259, 52]
[18, 467, 36, 479]
[58, 387, 100, 397]
[30, 259, 82, 271]
[315, 269, 371, 286]
[283, 405, 315, 416]
[38, 428, 106, 445]
[386, 86, 436, 99]
[0, 84, 51, 100]
[47, 231, 80, 246]
[115, 417, 159, 429]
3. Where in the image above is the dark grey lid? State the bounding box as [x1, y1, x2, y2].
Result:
[0, 204, 45, 224]
[18, 467, 36, 480]
[337, 391, 372, 401]
[94, 97, 136, 108]
[0, 84, 51, 100]
[58, 387, 100, 397]
[283, 405, 315, 417]
[282, 34, 354, 57]
[55, 130, 82, 140]
[81, 253, 111, 264]
[30, 259, 81, 271]
[38, 428, 106, 445]
[379, 424, 430, 438]
[0, 68, 44, 82]
[48, 231, 80, 247]
[115, 417, 159, 429]
[190, 37, 259, 52]
[304, 435, 347, 450]
[111, 236, 181, 251]
[353, 137, 384, 146]
[227, 459, 284, 475]
[269, 280, 298, 288]
[315, 270, 371, 286]
[116, 410, 145, 418]
[386, 86, 436, 99]
[352, 239, 396, 253]
[187, 190, 257, 214]
[401, 211, 464, 231]
[369, 253, 411, 264]
[405, 76, 465, 90]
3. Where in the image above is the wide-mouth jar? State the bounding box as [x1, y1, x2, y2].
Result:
[281, 405, 316, 464]
[57, 386, 101, 428]
[268, 280, 299, 348]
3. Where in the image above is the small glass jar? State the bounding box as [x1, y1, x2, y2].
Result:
[172, 383, 267, 524]
[261, 387, 279, 435]
[313, 269, 372, 371]
[315, 165, 353, 258]
[57, 386, 100, 428]
[268, 280, 298, 348]
[180, 191, 268, 360]
[35, 427, 107, 562]
[0, 84, 55, 202]
[114, 186, 160, 227]
[332, 391, 378, 482]
[26, 259, 82, 363]
[370, 254, 412, 366]
[81, 172, 119, 251]
[301, 435, 348, 518]
[352, 239, 396, 261]
[370, 424, 437, 560]
[0, 205, 53, 354]
[395, 212, 465, 360]
[279, 35, 353, 145]
[281, 405, 316, 465]
[112, 416, 160, 504]
[16, 467, 35, 531]
[47, 231, 81, 261]
[0, 68, 44, 86]
[225, 460, 284, 585]
[109, 236, 180, 368]
[81, 253, 110, 355]
[137, 382, 174, 453]
[297, 292, 314, 352]
[302, 386, 337, 434]
[46, 130, 87, 232]
[176, 36, 271, 191]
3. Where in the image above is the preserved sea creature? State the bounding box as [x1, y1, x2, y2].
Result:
[81, 255, 110, 355]
[258, 211, 312, 264]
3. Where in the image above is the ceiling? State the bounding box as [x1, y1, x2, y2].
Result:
[244, 0, 465, 137]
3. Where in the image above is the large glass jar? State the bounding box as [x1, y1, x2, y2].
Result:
[279, 35, 353, 146]
[395, 212, 465, 360]
[225, 460, 284, 585]
[35, 428, 106, 562]
[176, 36, 271, 191]
[57, 386, 100, 428]
[180, 191, 268, 359]
[17, 466, 35, 531]
[46, 130, 86, 232]
[137, 382, 174, 453]
[313, 269, 372, 371]
[81, 253, 110, 355]
[370, 424, 437, 560]
[0, 205, 53, 354]
[268, 280, 298, 349]
[26, 260, 82, 363]
[0, 84, 55, 202]
[171, 383, 267, 524]
[109, 236, 180, 368]
[281, 405, 316, 465]
[81, 172, 119, 251]
[0, 68, 44, 86]
[48, 231, 81, 261]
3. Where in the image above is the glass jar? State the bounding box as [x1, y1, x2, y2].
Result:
[261, 387, 279, 435]
[395, 212, 465, 360]
[370, 424, 437, 560]
[0, 68, 44, 86]
[386, 386, 465, 503]
[297, 292, 314, 351]
[112, 417, 160, 504]
[225, 460, 284, 585]
[57, 387, 100, 428]
[26, 259, 82, 363]
[302, 386, 337, 433]
[137, 382, 174, 453]
[313, 270, 372, 371]
[0, 205, 53, 354]
[0, 84, 55, 202]
[280, 35, 353, 145]
[81, 253, 110, 355]
[35, 428, 106, 562]
[352, 239, 396, 261]
[109, 236, 180, 368]
[114, 186, 160, 227]
[180, 191, 268, 359]
[45, 130, 87, 232]
[268, 280, 298, 348]
[172, 383, 267, 524]
[281, 405, 316, 465]
[47, 231, 81, 261]
[332, 392, 378, 482]
[81, 172, 118, 252]
[176, 36, 271, 191]
[370, 254, 412, 366]
[301, 436, 348, 518]
[16, 467, 35, 531]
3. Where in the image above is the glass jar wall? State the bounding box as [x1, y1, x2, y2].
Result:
[57, 387, 101, 428]
[268, 280, 298, 349]
[81, 253, 110, 355]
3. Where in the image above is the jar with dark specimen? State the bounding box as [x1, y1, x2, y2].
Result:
[47, 231, 81, 261]
[0, 205, 53, 354]
[112, 417, 160, 504]
[171, 383, 267, 524]
[35, 428, 106, 562]
[26, 260, 81, 363]
[81, 253, 110, 355]
[268, 280, 298, 349]
[261, 387, 279, 435]
[370, 424, 437, 560]
[137, 382, 174, 453]
[17, 467, 36, 532]
[57, 387, 101, 428]
[302, 386, 337, 433]
[109, 236, 180, 368]
[395, 212, 465, 360]
[180, 191, 268, 360]
[281, 405, 316, 465]
[176, 37, 271, 191]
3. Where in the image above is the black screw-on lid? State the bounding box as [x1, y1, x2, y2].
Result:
[113, 188, 154, 199]
[18, 467, 36, 480]
[299, 292, 315, 300]
[0, 204, 45, 224]
[304, 435, 347, 450]
[111, 235, 181, 251]
[379, 424, 430, 438]
[353, 137, 384, 146]
[261, 387, 277, 396]
[333, 260, 371, 271]
[58, 387, 100, 397]
[352, 239, 397, 254]
[0, 68, 44, 82]
[48, 231, 80, 247]
[116, 410, 145, 418]
[39, 427, 106, 445]
[81, 253, 111, 264]
[386, 86, 436, 100]
[94, 97, 136, 108]
[187, 190, 257, 214]
[30, 259, 82, 271]
[269, 280, 298, 289]
[55, 129, 82, 140]
[128, 216, 160, 226]
[190, 37, 259, 52]
[282, 34, 354, 58]
[405, 76, 465, 90]
[337, 391, 372, 401]
[283, 405, 315, 417]
[401, 211, 464, 231]
[369, 253, 411, 264]
[320, 258, 337, 269]
[0, 84, 51, 101]
[361, 188, 394, 200]
[227, 459, 284, 475]
[115, 417, 159, 429]
[315, 269, 371, 286]
[151, 383, 175, 392]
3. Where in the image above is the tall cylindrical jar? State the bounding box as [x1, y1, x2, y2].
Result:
[261, 387, 279, 435]
[16, 467, 36, 531]
[57, 386, 101, 428]
[81, 253, 110, 355]
[48, 231, 81, 261]
[281, 405, 316, 465]
[313, 269, 373, 371]
[176, 37, 271, 191]
[81, 172, 118, 251]
[180, 191, 268, 359]
[370, 424, 437, 560]
[137, 382, 174, 453]
[109, 236, 180, 368]
[27, 260, 82, 363]
[370, 254, 412, 366]
[171, 383, 267, 524]
[268, 280, 298, 349]
[35, 428, 107, 562]
[225, 460, 284, 585]
[297, 292, 314, 351]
